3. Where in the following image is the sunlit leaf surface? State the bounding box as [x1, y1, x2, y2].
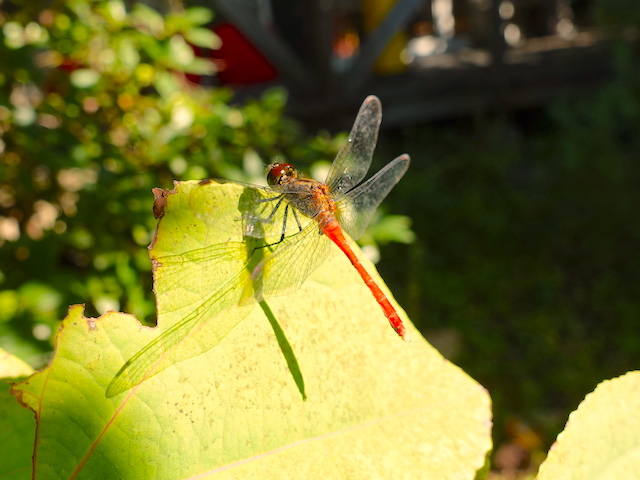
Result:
[12, 182, 491, 479]
[537, 371, 640, 480]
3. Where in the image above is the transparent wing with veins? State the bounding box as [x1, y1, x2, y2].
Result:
[107, 186, 330, 397]
[325, 95, 382, 198]
[107, 240, 253, 397]
[251, 221, 332, 300]
[335, 154, 410, 241]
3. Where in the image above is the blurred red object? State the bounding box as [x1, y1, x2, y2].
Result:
[190, 23, 278, 86]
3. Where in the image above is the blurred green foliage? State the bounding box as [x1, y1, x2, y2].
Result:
[0, 0, 359, 365]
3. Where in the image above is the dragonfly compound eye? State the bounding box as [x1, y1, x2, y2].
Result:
[267, 163, 296, 186]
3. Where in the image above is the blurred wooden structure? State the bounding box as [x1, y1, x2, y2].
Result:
[208, 0, 613, 129]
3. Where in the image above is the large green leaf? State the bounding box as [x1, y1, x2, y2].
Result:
[11, 181, 491, 478]
[537, 371, 640, 479]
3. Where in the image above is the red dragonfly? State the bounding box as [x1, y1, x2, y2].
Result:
[107, 96, 410, 397]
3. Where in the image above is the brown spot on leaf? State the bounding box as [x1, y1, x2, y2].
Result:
[152, 187, 175, 219]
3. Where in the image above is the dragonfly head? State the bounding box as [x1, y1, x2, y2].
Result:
[266, 163, 297, 186]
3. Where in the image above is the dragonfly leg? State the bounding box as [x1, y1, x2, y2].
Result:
[243, 195, 285, 235]
[262, 196, 286, 224]
[246, 194, 307, 253]
[278, 204, 289, 243]
[257, 202, 306, 252]
[256, 195, 282, 204]
[291, 208, 303, 233]
[264, 204, 289, 248]
[248, 196, 285, 225]
[270, 204, 304, 245]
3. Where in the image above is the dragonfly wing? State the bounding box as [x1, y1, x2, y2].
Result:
[251, 220, 333, 300]
[107, 243, 254, 397]
[325, 96, 382, 197]
[335, 154, 410, 240]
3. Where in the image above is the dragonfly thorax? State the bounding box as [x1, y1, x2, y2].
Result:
[266, 163, 337, 222]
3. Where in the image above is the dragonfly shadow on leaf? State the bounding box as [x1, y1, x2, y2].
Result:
[259, 300, 306, 401]
[238, 186, 308, 401]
